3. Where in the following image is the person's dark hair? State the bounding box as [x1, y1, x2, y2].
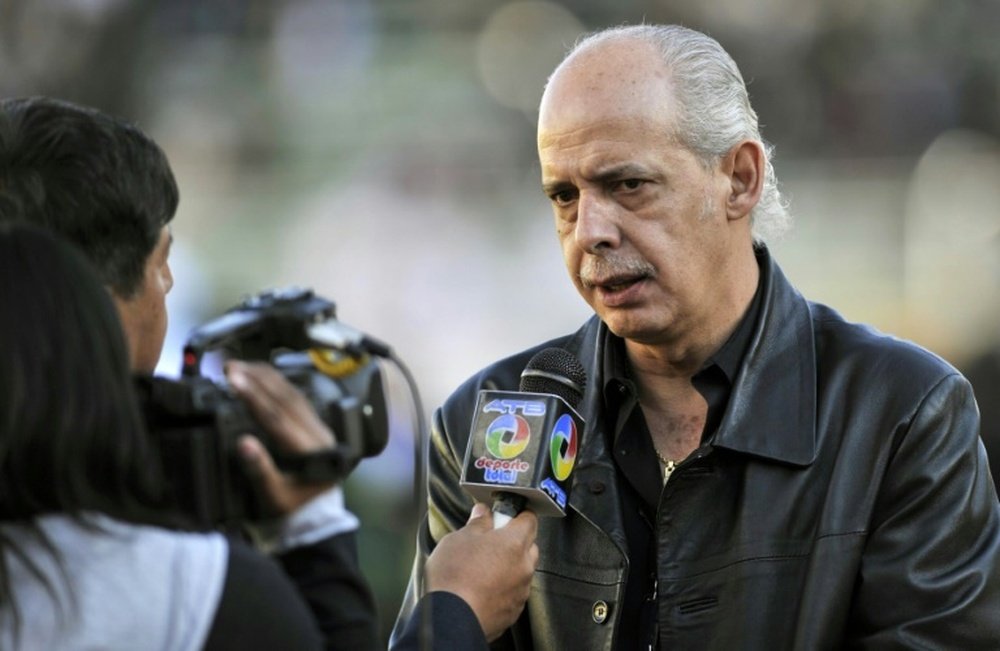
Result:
[0, 96, 178, 299]
[0, 222, 170, 635]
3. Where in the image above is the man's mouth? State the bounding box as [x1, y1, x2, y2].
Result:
[596, 275, 645, 292]
[582, 271, 651, 294]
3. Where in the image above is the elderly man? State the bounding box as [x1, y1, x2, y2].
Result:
[395, 24, 1000, 649]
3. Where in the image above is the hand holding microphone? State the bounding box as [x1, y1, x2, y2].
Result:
[460, 348, 587, 528]
[424, 502, 539, 641]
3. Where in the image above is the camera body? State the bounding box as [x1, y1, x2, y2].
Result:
[136, 287, 390, 529]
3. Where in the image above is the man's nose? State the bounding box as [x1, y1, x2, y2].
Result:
[575, 193, 620, 253]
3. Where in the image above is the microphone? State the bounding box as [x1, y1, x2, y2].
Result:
[459, 348, 587, 528]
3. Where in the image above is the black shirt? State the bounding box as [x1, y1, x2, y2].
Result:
[603, 269, 763, 649]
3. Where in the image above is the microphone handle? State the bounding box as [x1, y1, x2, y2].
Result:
[491, 492, 526, 529]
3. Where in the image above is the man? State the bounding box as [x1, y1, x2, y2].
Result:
[395, 24, 1000, 649]
[0, 96, 537, 650]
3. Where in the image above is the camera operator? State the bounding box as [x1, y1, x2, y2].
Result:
[0, 96, 538, 650]
[0, 222, 339, 648]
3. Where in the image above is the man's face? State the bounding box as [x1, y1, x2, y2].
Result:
[112, 226, 173, 373]
[537, 39, 749, 350]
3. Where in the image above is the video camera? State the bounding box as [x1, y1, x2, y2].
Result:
[135, 287, 391, 529]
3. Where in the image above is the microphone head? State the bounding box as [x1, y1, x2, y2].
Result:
[519, 347, 587, 408]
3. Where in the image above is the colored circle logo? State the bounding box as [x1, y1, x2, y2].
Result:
[485, 414, 531, 459]
[549, 414, 578, 480]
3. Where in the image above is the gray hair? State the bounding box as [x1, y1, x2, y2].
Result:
[561, 25, 791, 244]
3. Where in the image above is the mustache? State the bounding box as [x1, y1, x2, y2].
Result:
[579, 255, 656, 288]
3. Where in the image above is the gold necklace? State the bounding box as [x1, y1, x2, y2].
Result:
[654, 448, 680, 482]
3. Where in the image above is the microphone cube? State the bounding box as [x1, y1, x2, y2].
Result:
[460, 390, 584, 517]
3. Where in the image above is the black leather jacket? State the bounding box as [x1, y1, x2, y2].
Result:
[395, 249, 1000, 650]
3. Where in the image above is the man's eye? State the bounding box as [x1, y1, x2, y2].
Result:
[551, 189, 577, 205]
[619, 179, 644, 190]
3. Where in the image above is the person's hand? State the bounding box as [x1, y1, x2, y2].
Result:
[224, 359, 337, 516]
[424, 502, 539, 641]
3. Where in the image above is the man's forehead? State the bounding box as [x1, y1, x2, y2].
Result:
[537, 94, 678, 166]
[539, 111, 671, 145]
[540, 48, 673, 135]
[543, 39, 668, 100]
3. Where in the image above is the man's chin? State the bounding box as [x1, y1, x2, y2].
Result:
[600, 307, 677, 345]
[601, 315, 649, 342]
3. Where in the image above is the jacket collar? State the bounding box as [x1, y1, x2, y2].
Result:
[565, 246, 818, 469]
[711, 247, 818, 466]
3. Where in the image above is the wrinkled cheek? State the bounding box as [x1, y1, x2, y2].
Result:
[564, 259, 586, 299]
[560, 233, 580, 264]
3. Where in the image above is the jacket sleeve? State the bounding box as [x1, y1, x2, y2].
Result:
[276, 531, 380, 651]
[848, 373, 1000, 647]
[203, 538, 326, 651]
[390, 405, 480, 647]
[390, 591, 489, 651]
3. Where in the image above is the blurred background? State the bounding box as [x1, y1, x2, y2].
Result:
[3, 0, 998, 643]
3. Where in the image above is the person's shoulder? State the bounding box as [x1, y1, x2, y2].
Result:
[45, 513, 229, 559]
[808, 300, 962, 392]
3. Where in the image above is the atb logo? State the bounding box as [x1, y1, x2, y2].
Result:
[483, 399, 547, 417]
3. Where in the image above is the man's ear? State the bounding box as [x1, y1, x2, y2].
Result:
[722, 140, 764, 222]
